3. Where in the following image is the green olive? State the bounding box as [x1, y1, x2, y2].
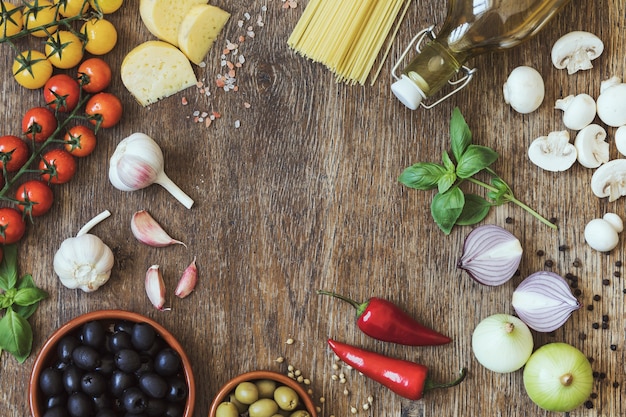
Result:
[248, 398, 280, 417]
[227, 393, 248, 413]
[289, 411, 311, 417]
[255, 379, 278, 398]
[235, 381, 260, 405]
[274, 385, 300, 411]
[215, 401, 239, 417]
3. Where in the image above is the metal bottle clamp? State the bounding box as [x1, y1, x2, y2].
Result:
[392, 26, 477, 109]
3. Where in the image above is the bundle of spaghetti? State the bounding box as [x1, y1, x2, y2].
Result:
[288, 0, 412, 86]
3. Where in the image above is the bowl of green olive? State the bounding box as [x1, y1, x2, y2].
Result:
[209, 370, 317, 417]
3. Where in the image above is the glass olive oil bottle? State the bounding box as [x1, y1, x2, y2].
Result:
[392, 0, 572, 109]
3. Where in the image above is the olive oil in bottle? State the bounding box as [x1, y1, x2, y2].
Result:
[392, 0, 572, 109]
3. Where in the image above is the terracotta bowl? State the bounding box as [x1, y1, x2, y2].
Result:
[208, 370, 318, 417]
[29, 309, 195, 417]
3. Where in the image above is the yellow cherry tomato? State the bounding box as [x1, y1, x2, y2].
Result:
[80, 18, 117, 55]
[45, 30, 84, 69]
[88, 0, 123, 14]
[22, 0, 58, 37]
[13, 50, 53, 89]
[54, 0, 89, 17]
[0, 1, 24, 39]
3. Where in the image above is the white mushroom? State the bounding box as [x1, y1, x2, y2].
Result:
[555, 94, 596, 130]
[528, 130, 576, 172]
[551, 31, 604, 74]
[596, 80, 626, 127]
[574, 124, 608, 168]
[584, 214, 622, 252]
[600, 76, 621, 94]
[590, 159, 626, 201]
[503, 66, 545, 114]
[615, 126, 626, 156]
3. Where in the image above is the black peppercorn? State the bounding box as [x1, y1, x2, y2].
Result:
[558, 245, 568, 251]
[592, 323, 599, 329]
[545, 259, 554, 267]
[610, 344, 617, 351]
[573, 289, 582, 296]
[602, 315, 609, 322]
[593, 294, 601, 301]
[536, 250, 545, 257]
[616, 260, 622, 267]
[587, 305, 594, 311]
[584, 400, 594, 409]
[505, 217, 513, 224]
[614, 271, 621, 278]
[613, 381, 620, 388]
[573, 259, 581, 267]
[602, 322, 609, 329]
[602, 279, 610, 286]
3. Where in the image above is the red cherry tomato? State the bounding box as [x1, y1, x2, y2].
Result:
[15, 180, 54, 217]
[0, 135, 30, 172]
[43, 74, 81, 112]
[22, 107, 58, 142]
[77, 57, 112, 93]
[0, 207, 26, 244]
[85, 92, 122, 129]
[64, 125, 97, 157]
[39, 149, 77, 184]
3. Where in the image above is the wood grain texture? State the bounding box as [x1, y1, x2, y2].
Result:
[1, 1, 625, 416]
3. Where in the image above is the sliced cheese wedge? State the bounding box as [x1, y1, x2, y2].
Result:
[178, 4, 230, 65]
[139, 0, 207, 46]
[121, 41, 198, 106]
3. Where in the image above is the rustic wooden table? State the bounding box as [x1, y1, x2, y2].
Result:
[1, 0, 624, 416]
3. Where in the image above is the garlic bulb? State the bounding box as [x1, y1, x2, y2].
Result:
[53, 210, 115, 293]
[109, 133, 194, 209]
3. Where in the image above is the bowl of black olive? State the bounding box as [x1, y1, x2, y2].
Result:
[29, 309, 195, 417]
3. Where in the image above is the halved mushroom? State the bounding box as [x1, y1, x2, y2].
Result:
[574, 124, 608, 168]
[615, 126, 626, 156]
[528, 131, 577, 172]
[591, 159, 626, 201]
[596, 80, 626, 127]
[551, 31, 604, 74]
[555, 94, 596, 131]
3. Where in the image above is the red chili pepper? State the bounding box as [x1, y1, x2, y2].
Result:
[318, 290, 451, 346]
[328, 339, 466, 400]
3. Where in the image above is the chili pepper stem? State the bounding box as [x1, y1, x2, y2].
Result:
[316, 290, 366, 314]
[423, 368, 468, 394]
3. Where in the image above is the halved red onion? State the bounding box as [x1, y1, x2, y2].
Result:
[512, 271, 580, 332]
[457, 225, 523, 286]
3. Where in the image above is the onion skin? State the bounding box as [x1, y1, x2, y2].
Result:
[512, 271, 580, 332]
[523, 342, 593, 412]
[458, 225, 523, 286]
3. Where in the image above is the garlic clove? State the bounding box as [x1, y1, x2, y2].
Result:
[145, 265, 169, 310]
[175, 257, 197, 298]
[131, 210, 186, 248]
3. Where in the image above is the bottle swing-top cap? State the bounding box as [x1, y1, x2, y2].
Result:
[391, 75, 426, 110]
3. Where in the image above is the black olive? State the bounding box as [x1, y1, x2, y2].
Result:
[139, 372, 168, 399]
[95, 409, 117, 417]
[115, 349, 142, 373]
[40, 367, 65, 396]
[81, 321, 106, 349]
[135, 354, 155, 377]
[122, 386, 149, 413]
[63, 365, 84, 394]
[81, 371, 107, 396]
[163, 402, 184, 417]
[92, 393, 114, 410]
[72, 345, 101, 370]
[114, 320, 134, 334]
[154, 349, 181, 376]
[57, 335, 81, 363]
[45, 393, 68, 409]
[165, 377, 188, 402]
[143, 336, 167, 358]
[145, 398, 167, 416]
[67, 392, 94, 417]
[108, 331, 133, 353]
[109, 370, 136, 398]
[43, 406, 70, 417]
[131, 323, 156, 351]
[95, 355, 115, 375]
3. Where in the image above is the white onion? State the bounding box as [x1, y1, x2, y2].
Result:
[523, 342, 593, 412]
[512, 271, 580, 332]
[472, 314, 534, 373]
[458, 225, 523, 286]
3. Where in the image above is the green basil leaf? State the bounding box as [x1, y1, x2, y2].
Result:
[442, 151, 455, 172]
[14, 275, 43, 319]
[0, 308, 33, 363]
[398, 163, 447, 190]
[450, 107, 472, 162]
[0, 244, 18, 291]
[456, 145, 499, 179]
[456, 194, 492, 225]
[438, 172, 457, 194]
[0, 294, 11, 309]
[13, 287, 48, 307]
[431, 188, 465, 235]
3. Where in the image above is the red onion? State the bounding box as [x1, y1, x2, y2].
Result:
[457, 225, 523, 286]
[512, 271, 580, 332]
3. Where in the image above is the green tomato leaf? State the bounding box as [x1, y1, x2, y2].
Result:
[456, 145, 499, 179]
[431, 188, 465, 235]
[0, 308, 33, 363]
[13, 287, 48, 307]
[456, 194, 492, 225]
[14, 275, 44, 319]
[0, 245, 18, 291]
[450, 107, 472, 162]
[398, 162, 447, 190]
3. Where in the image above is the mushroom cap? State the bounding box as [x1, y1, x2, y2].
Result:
[503, 66, 544, 114]
[551, 31, 604, 74]
[615, 126, 626, 157]
[603, 213, 624, 233]
[591, 159, 626, 201]
[555, 94, 596, 131]
[574, 124, 608, 168]
[584, 218, 619, 252]
[597, 83, 626, 127]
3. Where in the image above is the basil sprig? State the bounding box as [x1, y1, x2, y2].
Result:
[399, 107, 557, 235]
[0, 245, 48, 363]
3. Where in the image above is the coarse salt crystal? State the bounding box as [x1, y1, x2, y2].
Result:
[244, 12, 251, 20]
[234, 120, 241, 128]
